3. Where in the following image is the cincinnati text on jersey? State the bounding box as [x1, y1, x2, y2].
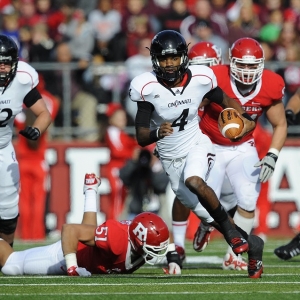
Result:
[168, 98, 191, 108]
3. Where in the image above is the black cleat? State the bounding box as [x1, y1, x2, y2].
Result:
[274, 233, 300, 260]
[225, 229, 249, 255]
[247, 235, 264, 279]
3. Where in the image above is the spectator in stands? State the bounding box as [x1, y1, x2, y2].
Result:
[226, 0, 261, 45]
[180, 0, 223, 44]
[47, 42, 99, 141]
[29, 22, 55, 63]
[103, 103, 139, 220]
[63, 8, 94, 65]
[190, 19, 229, 63]
[18, 0, 43, 28]
[123, 37, 152, 122]
[14, 74, 60, 241]
[273, 21, 300, 62]
[158, 0, 190, 33]
[88, 0, 121, 60]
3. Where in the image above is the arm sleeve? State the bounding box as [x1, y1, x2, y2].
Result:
[135, 101, 154, 128]
[203, 86, 223, 105]
[23, 87, 42, 108]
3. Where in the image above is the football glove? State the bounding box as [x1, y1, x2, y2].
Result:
[285, 109, 296, 126]
[19, 126, 41, 140]
[163, 250, 182, 275]
[67, 266, 91, 277]
[254, 152, 278, 183]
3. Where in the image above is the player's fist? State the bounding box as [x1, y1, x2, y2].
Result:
[163, 262, 181, 275]
[19, 126, 40, 140]
[67, 266, 91, 277]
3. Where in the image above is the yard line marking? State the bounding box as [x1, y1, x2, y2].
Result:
[1, 291, 300, 296]
[0, 281, 300, 286]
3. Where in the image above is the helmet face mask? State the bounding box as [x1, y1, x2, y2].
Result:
[0, 35, 19, 88]
[149, 30, 189, 82]
[229, 37, 264, 85]
[129, 212, 169, 265]
[188, 41, 222, 66]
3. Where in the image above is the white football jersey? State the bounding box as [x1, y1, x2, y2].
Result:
[0, 61, 39, 148]
[129, 65, 218, 159]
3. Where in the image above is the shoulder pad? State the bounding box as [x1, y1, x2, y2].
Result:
[16, 61, 39, 88]
[129, 72, 157, 102]
[189, 65, 215, 85]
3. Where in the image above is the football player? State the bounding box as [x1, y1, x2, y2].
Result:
[129, 30, 264, 278]
[0, 173, 176, 276]
[171, 38, 287, 278]
[0, 35, 52, 247]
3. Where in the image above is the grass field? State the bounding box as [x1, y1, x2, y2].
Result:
[1, 237, 299, 299]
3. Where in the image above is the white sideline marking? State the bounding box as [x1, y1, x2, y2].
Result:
[0, 281, 300, 286]
[1, 292, 300, 296]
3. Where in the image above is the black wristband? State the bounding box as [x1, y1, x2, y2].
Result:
[242, 113, 253, 121]
[149, 129, 159, 143]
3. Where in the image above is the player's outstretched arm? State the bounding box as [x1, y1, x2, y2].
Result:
[61, 223, 96, 276]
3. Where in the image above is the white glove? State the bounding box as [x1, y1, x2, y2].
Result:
[67, 266, 91, 277]
[167, 262, 181, 275]
[254, 152, 278, 183]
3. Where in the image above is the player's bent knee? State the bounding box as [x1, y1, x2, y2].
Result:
[1, 264, 23, 275]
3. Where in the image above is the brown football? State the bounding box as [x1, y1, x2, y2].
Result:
[218, 108, 244, 139]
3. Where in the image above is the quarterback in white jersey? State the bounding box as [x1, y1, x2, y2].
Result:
[0, 35, 51, 246]
[129, 30, 259, 274]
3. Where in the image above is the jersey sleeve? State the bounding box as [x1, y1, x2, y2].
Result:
[16, 61, 39, 89]
[265, 70, 285, 102]
[129, 72, 157, 102]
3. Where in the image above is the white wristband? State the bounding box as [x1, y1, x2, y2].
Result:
[64, 253, 78, 269]
[268, 148, 279, 156]
[156, 128, 160, 139]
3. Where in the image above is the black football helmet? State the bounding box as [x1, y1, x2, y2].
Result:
[0, 35, 19, 89]
[149, 30, 189, 82]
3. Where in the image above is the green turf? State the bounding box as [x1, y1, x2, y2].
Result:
[1, 237, 299, 299]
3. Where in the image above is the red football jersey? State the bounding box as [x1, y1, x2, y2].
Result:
[200, 65, 285, 146]
[76, 219, 145, 274]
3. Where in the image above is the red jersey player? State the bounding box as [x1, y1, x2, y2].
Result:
[171, 38, 287, 278]
[0, 173, 179, 275]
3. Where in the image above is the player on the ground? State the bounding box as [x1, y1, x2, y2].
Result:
[171, 37, 287, 277]
[129, 30, 265, 278]
[0, 173, 179, 276]
[0, 34, 52, 247]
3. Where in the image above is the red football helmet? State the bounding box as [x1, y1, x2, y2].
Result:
[229, 37, 264, 85]
[129, 212, 169, 265]
[188, 41, 222, 66]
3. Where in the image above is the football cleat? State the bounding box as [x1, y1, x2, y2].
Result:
[193, 222, 215, 252]
[231, 237, 249, 255]
[222, 253, 248, 271]
[247, 235, 264, 279]
[274, 233, 300, 260]
[83, 173, 101, 194]
[175, 245, 186, 264]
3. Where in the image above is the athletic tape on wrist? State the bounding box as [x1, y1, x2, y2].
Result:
[268, 148, 279, 157]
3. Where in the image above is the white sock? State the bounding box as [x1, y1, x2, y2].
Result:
[172, 221, 188, 249]
[84, 190, 97, 212]
[227, 210, 254, 256]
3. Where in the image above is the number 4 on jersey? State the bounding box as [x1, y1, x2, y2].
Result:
[171, 108, 188, 131]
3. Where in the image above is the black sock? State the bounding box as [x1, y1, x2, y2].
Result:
[235, 224, 248, 240]
[209, 203, 233, 233]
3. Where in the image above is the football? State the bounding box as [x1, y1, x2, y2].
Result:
[218, 108, 244, 139]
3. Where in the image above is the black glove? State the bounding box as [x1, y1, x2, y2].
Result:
[166, 250, 182, 269]
[285, 109, 296, 126]
[19, 126, 41, 140]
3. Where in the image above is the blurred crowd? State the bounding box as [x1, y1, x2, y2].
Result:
[1, 0, 300, 142]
